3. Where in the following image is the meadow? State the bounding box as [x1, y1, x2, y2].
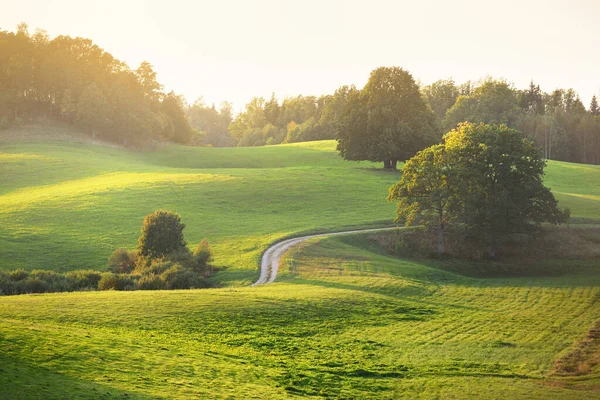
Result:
[2, 125, 599, 283]
[1, 126, 600, 398]
[0, 125, 397, 284]
[1, 233, 599, 398]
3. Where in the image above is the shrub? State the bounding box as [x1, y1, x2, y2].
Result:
[138, 260, 174, 276]
[30, 270, 70, 292]
[0, 271, 16, 295]
[22, 278, 49, 294]
[136, 274, 166, 290]
[187, 239, 214, 276]
[9, 269, 29, 281]
[137, 210, 187, 260]
[193, 239, 213, 266]
[160, 264, 205, 289]
[65, 270, 103, 290]
[108, 248, 137, 273]
[166, 247, 195, 268]
[98, 273, 134, 291]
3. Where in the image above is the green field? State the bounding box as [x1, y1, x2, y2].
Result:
[2, 126, 599, 283]
[0, 127, 398, 283]
[1, 126, 600, 398]
[1, 233, 599, 398]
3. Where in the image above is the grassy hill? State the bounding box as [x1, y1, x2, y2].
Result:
[1, 126, 599, 284]
[1, 125, 599, 398]
[0, 126, 397, 283]
[1, 233, 599, 398]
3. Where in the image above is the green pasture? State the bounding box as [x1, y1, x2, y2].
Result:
[1, 127, 599, 286]
[1, 232, 598, 398]
[1, 127, 599, 398]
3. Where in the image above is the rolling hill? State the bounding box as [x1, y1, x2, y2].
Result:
[1, 125, 599, 398]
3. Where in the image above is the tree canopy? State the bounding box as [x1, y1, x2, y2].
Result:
[389, 123, 570, 257]
[1, 24, 599, 164]
[137, 210, 187, 260]
[0, 24, 191, 147]
[337, 67, 439, 169]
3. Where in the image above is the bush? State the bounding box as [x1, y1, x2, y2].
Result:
[9, 269, 29, 281]
[138, 260, 174, 276]
[136, 274, 166, 290]
[108, 248, 137, 273]
[166, 247, 195, 268]
[160, 264, 206, 289]
[65, 270, 103, 290]
[98, 273, 134, 291]
[30, 270, 71, 292]
[0, 271, 16, 295]
[22, 278, 49, 294]
[189, 239, 213, 275]
[137, 210, 187, 260]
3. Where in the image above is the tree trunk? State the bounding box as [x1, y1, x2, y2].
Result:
[383, 159, 391, 169]
[438, 224, 445, 254]
[391, 159, 398, 170]
[487, 245, 496, 259]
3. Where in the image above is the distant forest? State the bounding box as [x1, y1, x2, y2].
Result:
[1, 24, 599, 164]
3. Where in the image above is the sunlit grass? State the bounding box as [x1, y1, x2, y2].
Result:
[1, 233, 598, 398]
[1, 130, 599, 282]
[1, 128, 599, 398]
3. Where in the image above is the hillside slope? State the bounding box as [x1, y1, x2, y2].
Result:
[1, 125, 599, 285]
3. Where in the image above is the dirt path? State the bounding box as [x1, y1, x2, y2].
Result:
[252, 227, 397, 286]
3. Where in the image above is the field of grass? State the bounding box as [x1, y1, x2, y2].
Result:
[1, 125, 599, 398]
[0, 126, 397, 284]
[1, 232, 599, 398]
[1, 125, 599, 285]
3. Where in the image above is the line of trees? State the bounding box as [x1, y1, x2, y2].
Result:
[0, 23, 194, 146]
[426, 78, 600, 165]
[207, 74, 600, 166]
[2, 24, 598, 163]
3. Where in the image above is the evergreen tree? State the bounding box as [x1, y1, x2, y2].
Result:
[590, 95, 599, 116]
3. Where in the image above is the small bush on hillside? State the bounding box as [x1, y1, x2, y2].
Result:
[192, 239, 213, 274]
[166, 247, 195, 267]
[0, 271, 16, 295]
[138, 260, 174, 276]
[108, 248, 137, 273]
[136, 274, 165, 290]
[98, 273, 134, 291]
[22, 278, 49, 294]
[65, 270, 103, 290]
[160, 264, 206, 289]
[9, 269, 29, 281]
[30, 270, 71, 292]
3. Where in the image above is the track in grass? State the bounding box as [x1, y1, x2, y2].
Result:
[253, 227, 398, 285]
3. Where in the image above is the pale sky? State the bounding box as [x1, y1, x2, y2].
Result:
[2, 0, 599, 111]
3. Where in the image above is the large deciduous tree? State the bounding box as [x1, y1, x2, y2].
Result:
[389, 122, 569, 257]
[76, 83, 108, 137]
[161, 91, 193, 144]
[421, 79, 459, 120]
[337, 67, 439, 169]
[443, 79, 521, 131]
[388, 144, 455, 253]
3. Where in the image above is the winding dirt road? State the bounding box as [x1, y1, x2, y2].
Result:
[252, 227, 397, 286]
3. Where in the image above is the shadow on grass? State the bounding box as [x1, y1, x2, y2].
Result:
[0, 353, 157, 400]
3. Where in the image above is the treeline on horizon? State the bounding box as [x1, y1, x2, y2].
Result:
[1, 24, 599, 164]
